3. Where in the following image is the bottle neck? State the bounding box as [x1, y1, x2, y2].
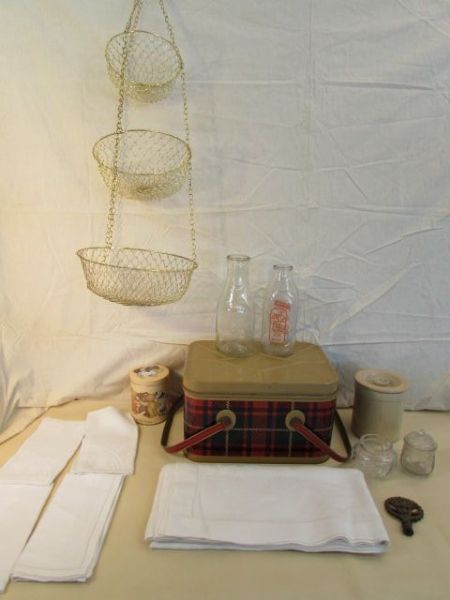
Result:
[226, 255, 250, 286]
[272, 264, 293, 286]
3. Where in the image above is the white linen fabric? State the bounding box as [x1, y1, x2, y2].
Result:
[145, 463, 389, 554]
[0, 483, 52, 593]
[1, 0, 450, 438]
[13, 473, 124, 583]
[72, 406, 138, 475]
[0, 408, 47, 446]
[0, 418, 84, 485]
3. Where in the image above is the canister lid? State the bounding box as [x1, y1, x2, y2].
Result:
[354, 369, 409, 394]
[183, 341, 338, 396]
[404, 429, 437, 451]
[129, 364, 169, 385]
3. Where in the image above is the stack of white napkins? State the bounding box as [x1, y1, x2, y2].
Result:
[12, 407, 137, 585]
[0, 419, 85, 593]
[72, 406, 138, 475]
[13, 473, 123, 582]
[0, 418, 85, 485]
[145, 463, 389, 554]
[0, 484, 52, 592]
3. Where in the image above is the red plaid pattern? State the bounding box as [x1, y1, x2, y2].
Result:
[184, 395, 336, 459]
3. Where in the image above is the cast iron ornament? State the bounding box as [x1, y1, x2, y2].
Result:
[384, 496, 424, 536]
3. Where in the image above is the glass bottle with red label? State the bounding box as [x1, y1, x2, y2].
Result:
[262, 264, 299, 356]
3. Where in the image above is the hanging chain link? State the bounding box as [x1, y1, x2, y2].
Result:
[105, 0, 143, 249]
[104, 0, 197, 266]
[158, 0, 197, 265]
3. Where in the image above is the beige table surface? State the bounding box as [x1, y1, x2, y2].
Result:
[0, 399, 449, 600]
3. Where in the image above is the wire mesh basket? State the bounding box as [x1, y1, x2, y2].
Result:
[93, 129, 191, 200]
[77, 0, 197, 307]
[106, 30, 182, 102]
[77, 247, 197, 306]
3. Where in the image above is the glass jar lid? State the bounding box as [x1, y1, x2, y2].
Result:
[358, 433, 394, 456]
[404, 429, 437, 451]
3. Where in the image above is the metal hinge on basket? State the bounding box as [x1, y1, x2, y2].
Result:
[77, 0, 197, 306]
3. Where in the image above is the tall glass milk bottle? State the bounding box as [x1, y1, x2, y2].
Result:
[262, 264, 299, 357]
[216, 254, 256, 357]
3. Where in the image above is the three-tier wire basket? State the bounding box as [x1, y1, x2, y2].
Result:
[77, 0, 197, 306]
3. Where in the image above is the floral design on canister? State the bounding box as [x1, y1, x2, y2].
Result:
[129, 364, 170, 425]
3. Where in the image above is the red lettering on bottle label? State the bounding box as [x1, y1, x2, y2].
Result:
[269, 300, 290, 344]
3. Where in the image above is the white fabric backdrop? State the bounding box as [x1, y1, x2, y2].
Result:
[1, 0, 450, 437]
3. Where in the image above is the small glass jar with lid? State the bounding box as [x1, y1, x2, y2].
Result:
[351, 433, 397, 479]
[401, 430, 437, 476]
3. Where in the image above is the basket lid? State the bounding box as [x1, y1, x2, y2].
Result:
[183, 341, 338, 396]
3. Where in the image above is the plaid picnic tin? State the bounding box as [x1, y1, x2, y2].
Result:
[182, 340, 339, 463]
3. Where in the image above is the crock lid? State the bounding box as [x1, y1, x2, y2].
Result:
[354, 369, 409, 394]
[183, 341, 338, 396]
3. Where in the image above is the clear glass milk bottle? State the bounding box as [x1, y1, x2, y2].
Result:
[262, 264, 299, 357]
[216, 254, 256, 357]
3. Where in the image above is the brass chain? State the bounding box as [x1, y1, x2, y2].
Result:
[158, 0, 197, 265]
[105, 0, 143, 250]
[104, 0, 197, 266]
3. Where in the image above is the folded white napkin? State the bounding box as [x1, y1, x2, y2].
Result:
[0, 418, 84, 485]
[146, 464, 389, 554]
[0, 483, 52, 593]
[72, 407, 138, 475]
[13, 473, 123, 583]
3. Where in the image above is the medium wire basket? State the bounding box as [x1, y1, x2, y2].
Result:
[92, 129, 191, 201]
[106, 30, 182, 103]
[77, 247, 197, 306]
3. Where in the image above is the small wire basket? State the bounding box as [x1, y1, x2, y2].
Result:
[77, 247, 197, 306]
[106, 30, 182, 103]
[93, 129, 191, 200]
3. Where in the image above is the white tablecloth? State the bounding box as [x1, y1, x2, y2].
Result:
[0, 398, 448, 600]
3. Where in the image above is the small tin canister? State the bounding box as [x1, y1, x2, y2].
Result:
[129, 364, 170, 425]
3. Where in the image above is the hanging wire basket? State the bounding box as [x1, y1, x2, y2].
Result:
[77, 247, 197, 306]
[106, 30, 182, 102]
[77, 0, 197, 307]
[92, 129, 191, 201]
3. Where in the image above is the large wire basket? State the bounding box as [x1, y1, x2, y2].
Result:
[106, 30, 182, 103]
[77, 247, 197, 306]
[93, 129, 191, 200]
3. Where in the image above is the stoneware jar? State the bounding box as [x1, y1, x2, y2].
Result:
[351, 369, 409, 442]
